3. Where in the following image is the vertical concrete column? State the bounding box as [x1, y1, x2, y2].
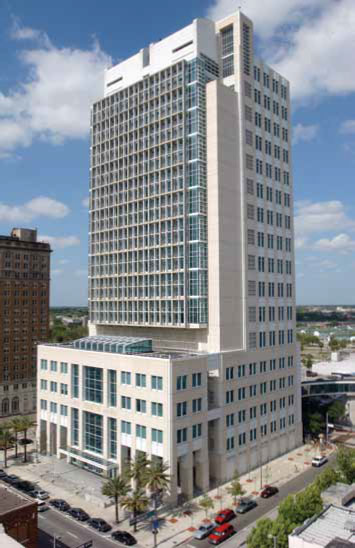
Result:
[180, 452, 193, 500]
[56, 420, 61, 458]
[194, 449, 210, 493]
[46, 419, 51, 455]
[102, 415, 108, 462]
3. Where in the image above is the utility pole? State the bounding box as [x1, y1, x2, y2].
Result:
[326, 412, 329, 445]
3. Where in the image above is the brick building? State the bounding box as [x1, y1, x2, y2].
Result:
[0, 228, 51, 418]
[0, 484, 38, 548]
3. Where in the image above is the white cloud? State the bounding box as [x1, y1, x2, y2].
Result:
[295, 200, 355, 238]
[58, 259, 69, 265]
[82, 197, 89, 208]
[314, 234, 355, 254]
[52, 269, 63, 276]
[0, 24, 111, 157]
[293, 123, 319, 145]
[39, 235, 80, 249]
[0, 196, 69, 222]
[340, 120, 355, 134]
[207, 0, 355, 102]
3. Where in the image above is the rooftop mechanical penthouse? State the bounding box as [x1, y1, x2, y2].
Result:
[38, 10, 302, 504]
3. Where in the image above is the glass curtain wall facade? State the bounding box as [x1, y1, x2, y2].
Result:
[90, 55, 218, 327]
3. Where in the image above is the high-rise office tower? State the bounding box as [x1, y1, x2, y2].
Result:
[0, 228, 51, 418]
[37, 11, 302, 501]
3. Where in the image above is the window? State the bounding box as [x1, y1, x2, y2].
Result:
[60, 383, 68, 395]
[152, 402, 163, 417]
[177, 401, 187, 417]
[121, 371, 131, 385]
[50, 360, 57, 372]
[238, 410, 246, 423]
[226, 366, 234, 380]
[226, 390, 234, 404]
[136, 399, 146, 413]
[50, 402, 57, 413]
[192, 372, 202, 387]
[84, 411, 103, 454]
[227, 436, 235, 451]
[108, 417, 117, 459]
[239, 433, 246, 446]
[177, 375, 187, 390]
[50, 381, 57, 393]
[84, 367, 103, 404]
[136, 373, 146, 388]
[40, 399, 47, 410]
[226, 413, 234, 427]
[40, 359, 47, 371]
[136, 424, 147, 439]
[221, 25, 234, 77]
[192, 423, 202, 439]
[121, 396, 131, 410]
[192, 398, 202, 413]
[60, 404, 68, 416]
[108, 370, 117, 407]
[60, 362, 68, 374]
[177, 428, 187, 444]
[40, 379, 47, 390]
[152, 429, 163, 444]
[121, 420, 131, 434]
[71, 364, 79, 398]
[151, 375, 163, 390]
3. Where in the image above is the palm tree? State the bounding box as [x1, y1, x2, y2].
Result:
[0, 424, 14, 468]
[121, 488, 149, 532]
[145, 460, 170, 511]
[10, 417, 23, 459]
[126, 452, 150, 489]
[102, 474, 130, 523]
[17, 416, 36, 463]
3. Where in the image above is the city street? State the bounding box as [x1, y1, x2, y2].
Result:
[183, 453, 336, 547]
[38, 506, 144, 548]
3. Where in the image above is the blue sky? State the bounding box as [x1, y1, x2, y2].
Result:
[1, 0, 355, 306]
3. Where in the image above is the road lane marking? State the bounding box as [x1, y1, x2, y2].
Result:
[67, 532, 79, 539]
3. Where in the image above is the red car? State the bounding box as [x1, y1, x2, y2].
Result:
[260, 485, 279, 498]
[208, 523, 235, 545]
[214, 508, 236, 525]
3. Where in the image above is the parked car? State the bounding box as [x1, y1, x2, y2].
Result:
[16, 481, 36, 493]
[3, 474, 21, 485]
[30, 489, 49, 500]
[0, 470, 7, 479]
[111, 531, 137, 545]
[88, 518, 112, 532]
[214, 509, 236, 525]
[68, 507, 90, 521]
[194, 523, 216, 540]
[208, 523, 235, 545]
[236, 499, 257, 514]
[49, 499, 71, 512]
[260, 485, 279, 498]
[312, 455, 328, 468]
[37, 501, 49, 513]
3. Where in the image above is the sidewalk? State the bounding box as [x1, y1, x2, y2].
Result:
[3, 442, 333, 547]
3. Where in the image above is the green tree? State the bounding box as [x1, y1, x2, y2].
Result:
[17, 416, 36, 463]
[0, 424, 14, 468]
[121, 489, 149, 532]
[198, 495, 214, 519]
[329, 337, 340, 351]
[126, 452, 150, 489]
[336, 447, 355, 484]
[327, 400, 345, 423]
[247, 518, 274, 548]
[294, 485, 322, 523]
[314, 466, 338, 492]
[302, 354, 313, 370]
[145, 460, 170, 511]
[308, 412, 324, 436]
[226, 472, 245, 505]
[10, 417, 23, 459]
[272, 517, 297, 548]
[102, 474, 130, 523]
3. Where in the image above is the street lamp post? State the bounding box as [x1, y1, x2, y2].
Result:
[268, 534, 277, 548]
[53, 535, 61, 548]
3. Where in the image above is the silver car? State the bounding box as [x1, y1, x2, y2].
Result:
[31, 489, 50, 500]
[194, 523, 215, 540]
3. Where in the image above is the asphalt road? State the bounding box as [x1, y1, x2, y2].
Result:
[38, 506, 141, 548]
[184, 453, 337, 548]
